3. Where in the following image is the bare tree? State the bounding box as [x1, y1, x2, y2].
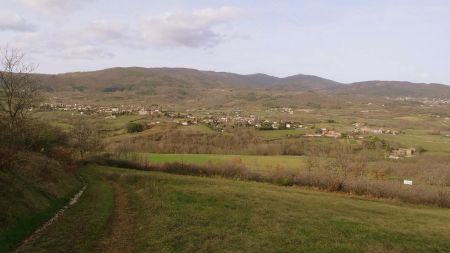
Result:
[0, 46, 40, 147]
[72, 119, 101, 160]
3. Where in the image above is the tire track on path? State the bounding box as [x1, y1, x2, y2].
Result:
[96, 182, 134, 253]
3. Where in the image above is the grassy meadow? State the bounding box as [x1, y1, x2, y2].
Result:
[15, 165, 450, 253]
[381, 132, 450, 153]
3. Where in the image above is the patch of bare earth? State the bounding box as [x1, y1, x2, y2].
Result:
[97, 183, 135, 253]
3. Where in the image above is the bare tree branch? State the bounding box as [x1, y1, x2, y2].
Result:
[0, 46, 40, 148]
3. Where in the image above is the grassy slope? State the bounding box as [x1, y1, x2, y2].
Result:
[0, 155, 81, 252]
[23, 165, 450, 253]
[16, 168, 114, 253]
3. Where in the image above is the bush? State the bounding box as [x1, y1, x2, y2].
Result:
[259, 121, 274, 130]
[126, 122, 145, 133]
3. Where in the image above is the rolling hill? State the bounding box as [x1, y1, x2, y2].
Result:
[334, 81, 450, 98]
[35, 67, 450, 99]
[37, 67, 341, 92]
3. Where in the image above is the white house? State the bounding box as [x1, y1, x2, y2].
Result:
[138, 109, 149, 116]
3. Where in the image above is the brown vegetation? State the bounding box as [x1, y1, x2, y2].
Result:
[89, 155, 449, 208]
[108, 128, 367, 157]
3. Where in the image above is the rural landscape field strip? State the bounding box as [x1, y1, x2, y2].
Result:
[17, 166, 450, 252]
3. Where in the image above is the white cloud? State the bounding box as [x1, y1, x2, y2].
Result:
[0, 12, 36, 32]
[22, 0, 94, 12]
[141, 6, 245, 48]
[10, 24, 117, 60]
[6, 6, 247, 61]
[56, 45, 115, 60]
[80, 20, 128, 42]
[43, 27, 117, 60]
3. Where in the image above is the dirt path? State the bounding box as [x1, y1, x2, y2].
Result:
[96, 183, 135, 253]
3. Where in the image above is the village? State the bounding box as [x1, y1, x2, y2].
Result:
[39, 102, 409, 141]
[393, 96, 450, 105]
[39, 102, 308, 131]
[38, 102, 422, 160]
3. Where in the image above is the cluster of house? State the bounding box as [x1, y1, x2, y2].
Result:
[254, 120, 305, 130]
[305, 128, 342, 138]
[138, 108, 162, 116]
[265, 107, 314, 114]
[387, 148, 416, 159]
[40, 103, 93, 112]
[39, 102, 163, 117]
[352, 123, 399, 135]
[393, 97, 450, 105]
[41, 102, 412, 141]
[170, 113, 306, 132]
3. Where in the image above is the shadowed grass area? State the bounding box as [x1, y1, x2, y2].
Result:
[16, 169, 114, 253]
[0, 154, 81, 253]
[0, 196, 70, 253]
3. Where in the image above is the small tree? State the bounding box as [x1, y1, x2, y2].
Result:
[126, 122, 144, 133]
[259, 121, 273, 130]
[72, 119, 101, 160]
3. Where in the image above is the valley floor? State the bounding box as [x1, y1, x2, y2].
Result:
[15, 165, 450, 253]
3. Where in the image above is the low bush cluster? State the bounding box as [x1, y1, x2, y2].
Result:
[126, 122, 145, 133]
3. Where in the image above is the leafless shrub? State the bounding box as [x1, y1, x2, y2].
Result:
[71, 119, 102, 159]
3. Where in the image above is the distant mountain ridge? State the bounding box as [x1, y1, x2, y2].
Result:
[36, 67, 450, 98]
[335, 81, 450, 98]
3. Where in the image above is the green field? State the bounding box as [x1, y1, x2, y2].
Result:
[381, 132, 450, 153]
[145, 153, 309, 173]
[16, 166, 450, 252]
[101, 115, 147, 131]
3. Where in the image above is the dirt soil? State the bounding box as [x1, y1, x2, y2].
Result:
[97, 183, 135, 253]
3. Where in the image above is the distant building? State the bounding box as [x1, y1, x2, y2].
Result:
[388, 148, 416, 159]
[321, 128, 342, 138]
[138, 109, 149, 116]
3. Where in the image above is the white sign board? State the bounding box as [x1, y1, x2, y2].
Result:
[403, 180, 413, 185]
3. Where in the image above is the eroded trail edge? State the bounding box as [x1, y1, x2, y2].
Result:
[14, 184, 88, 253]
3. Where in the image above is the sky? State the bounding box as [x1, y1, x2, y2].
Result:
[1, 0, 450, 84]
